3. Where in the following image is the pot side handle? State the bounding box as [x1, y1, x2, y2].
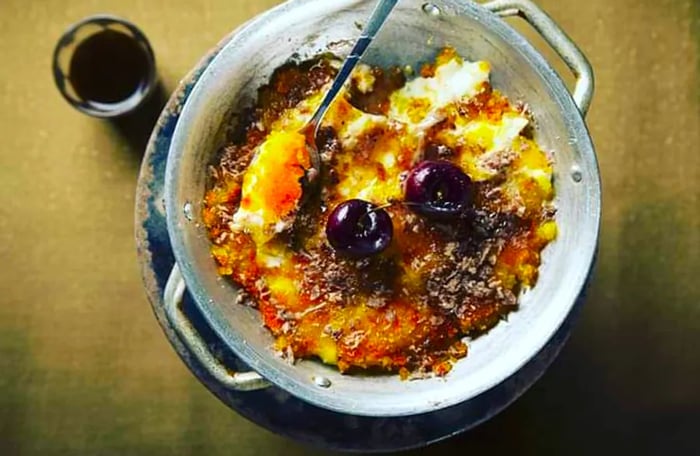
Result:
[163, 265, 271, 391]
[483, 0, 594, 116]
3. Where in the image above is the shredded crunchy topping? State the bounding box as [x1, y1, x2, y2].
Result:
[202, 48, 557, 377]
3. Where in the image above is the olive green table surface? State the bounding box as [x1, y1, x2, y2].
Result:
[1, 0, 698, 454]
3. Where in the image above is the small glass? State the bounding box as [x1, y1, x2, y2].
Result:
[52, 15, 158, 118]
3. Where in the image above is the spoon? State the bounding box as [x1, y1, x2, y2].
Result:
[303, 0, 399, 180]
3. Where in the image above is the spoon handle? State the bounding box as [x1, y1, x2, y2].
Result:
[308, 0, 399, 128]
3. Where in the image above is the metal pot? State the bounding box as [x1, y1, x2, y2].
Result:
[163, 0, 600, 418]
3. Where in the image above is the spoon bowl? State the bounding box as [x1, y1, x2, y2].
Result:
[302, 0, 399, 180]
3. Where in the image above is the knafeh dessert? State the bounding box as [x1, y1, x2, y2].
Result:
[202, 48, 557, 378]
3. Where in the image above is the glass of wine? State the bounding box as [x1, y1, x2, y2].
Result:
[52, 15, 157, 118]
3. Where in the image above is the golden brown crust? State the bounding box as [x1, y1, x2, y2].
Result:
[202, 49, 556, 377]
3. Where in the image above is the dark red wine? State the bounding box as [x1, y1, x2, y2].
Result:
[69, 29, 150, 104]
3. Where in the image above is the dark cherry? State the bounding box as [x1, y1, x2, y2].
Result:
[325, 199, 393, 257]
[404, 160, 474, 219]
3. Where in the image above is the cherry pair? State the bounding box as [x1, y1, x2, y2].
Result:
[326, 161, 474, 257]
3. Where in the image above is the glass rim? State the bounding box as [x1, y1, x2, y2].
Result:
[52, 14, 158, 118]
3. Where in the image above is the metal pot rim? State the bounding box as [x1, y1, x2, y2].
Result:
[165, 0, 601, 417]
